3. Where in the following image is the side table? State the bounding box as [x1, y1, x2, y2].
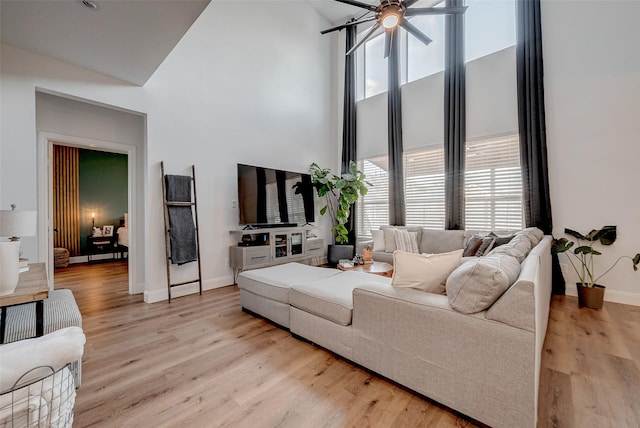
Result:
[337, 261, 394, 278]
[0, 263, 49, 343]
[87, 235, 118, 262]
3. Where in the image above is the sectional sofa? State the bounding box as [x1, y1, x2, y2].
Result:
[237, 228, 552, 428]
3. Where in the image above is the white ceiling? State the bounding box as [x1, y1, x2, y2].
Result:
[0, 0, 211, 86]
[306, 0, 369, 26]
[0, 0, 403, 86]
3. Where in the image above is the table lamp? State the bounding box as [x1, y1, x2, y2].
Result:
[0, 204, 37, 295]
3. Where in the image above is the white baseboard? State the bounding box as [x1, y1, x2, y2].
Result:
[143, 275, 235, 304]
[565, 287, 640, 307]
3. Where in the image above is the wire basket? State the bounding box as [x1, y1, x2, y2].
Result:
[0, 364, 76, 428]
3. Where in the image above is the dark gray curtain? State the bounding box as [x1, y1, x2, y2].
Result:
[444, 0, 466, 230]
[387, 27, 405, 226]
[341, 23, 358, 244]
[516, 0, 553, 234]
[517, 0, 561, 293]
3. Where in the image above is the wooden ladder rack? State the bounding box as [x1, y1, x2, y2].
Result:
[161, 161, 203, 302]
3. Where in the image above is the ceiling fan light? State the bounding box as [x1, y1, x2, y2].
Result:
[381, 13, 400, 29]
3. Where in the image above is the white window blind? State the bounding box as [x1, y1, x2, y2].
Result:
[465, 134, 523, 230]
[404, 147, 445, 229]
[357, 157, 389, 237]
[357, 134, 523, 238]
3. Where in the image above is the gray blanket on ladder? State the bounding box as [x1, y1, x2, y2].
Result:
[165, 175, 197, 265]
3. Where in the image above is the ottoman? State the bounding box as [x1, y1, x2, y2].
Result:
[54, 248, 70, 268]
[237, 262, 342, 328]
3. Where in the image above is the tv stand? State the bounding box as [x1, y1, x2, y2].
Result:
[229, 226, 324, 282]
[243, 223, 297, 229]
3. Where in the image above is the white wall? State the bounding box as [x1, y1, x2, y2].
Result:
[35, 91, 147, 292]
[542, 0, 640, 304]
[1, 1, 336, 301]
[0, 43, 147, 291]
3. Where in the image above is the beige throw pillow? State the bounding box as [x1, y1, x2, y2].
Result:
[371, 229, 385, 252]
[392, 249, 464, 294]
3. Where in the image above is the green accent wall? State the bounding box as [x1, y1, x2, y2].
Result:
[79, 149, 128, 254]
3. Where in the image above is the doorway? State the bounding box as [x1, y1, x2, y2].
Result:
[52, 144, 129, 263]
[37, 133, 138, 294]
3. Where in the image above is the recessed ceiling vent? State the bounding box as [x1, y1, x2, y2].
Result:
[81, 1, 99, 10]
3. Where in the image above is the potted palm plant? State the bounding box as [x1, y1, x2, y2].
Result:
[309, 161, 370, 264]
[552, 226, 640, 308]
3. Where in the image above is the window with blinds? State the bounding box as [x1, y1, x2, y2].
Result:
[405, 148, 445, 229]
[357, 134, 523, 238]
[465, 134, 523, 230]
[357, 157, 389, 236]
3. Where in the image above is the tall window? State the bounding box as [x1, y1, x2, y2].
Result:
[465, 134, 523, 230]
[362, 33, 388, 98]
[357, 134, 522, 237]
[406, 0, 446, 83]
[404, 147, 445, 228]
[357, 157, 389, 236]
[465, 0, 516, 63]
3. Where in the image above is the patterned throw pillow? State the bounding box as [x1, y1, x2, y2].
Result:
[488, 232, 514, 248]
[395, 229, 419, 253]
[475, 237, 496, 256]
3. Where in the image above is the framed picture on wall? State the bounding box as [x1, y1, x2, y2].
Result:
[103, 225, 114, 237]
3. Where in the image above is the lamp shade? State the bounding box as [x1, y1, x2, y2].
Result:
[0, 209, 37, 239]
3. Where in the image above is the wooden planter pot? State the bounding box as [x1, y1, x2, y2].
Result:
[576, 283, 605, 309]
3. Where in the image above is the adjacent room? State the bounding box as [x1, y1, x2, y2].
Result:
[1, 0, 638, 427]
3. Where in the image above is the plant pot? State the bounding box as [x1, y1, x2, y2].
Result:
[362, 249, 372, 262]
[327, 244, 354, 266]
[576, 283, 605, 309]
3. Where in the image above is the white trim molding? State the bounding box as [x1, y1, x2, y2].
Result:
[37, 131, 138, 294]
[143, 276, 234, 304]
[565, 287, 640, 307]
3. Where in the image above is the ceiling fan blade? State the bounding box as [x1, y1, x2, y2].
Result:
[320, 16, 377, 34]
[346, 22, 380, 56]
[404, 6, 468, 16]
[402, 0, 421, 7]
[333, 0, 379, 12]
[384, 28, 393, 58]
[399, 18, 432, 47]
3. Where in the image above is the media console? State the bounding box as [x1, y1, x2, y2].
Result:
[229, 227, 324, 282]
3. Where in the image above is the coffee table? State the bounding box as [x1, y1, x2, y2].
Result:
[337, 261, 394, 278]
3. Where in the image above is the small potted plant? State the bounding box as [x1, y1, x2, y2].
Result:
[362, 244, 373, 263]
[552, 226, 640, 309]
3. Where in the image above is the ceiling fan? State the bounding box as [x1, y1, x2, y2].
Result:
[321, 0, 467, 57]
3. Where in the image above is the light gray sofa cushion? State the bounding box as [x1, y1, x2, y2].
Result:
[446, 254, 522, 314]
[238, 262, 341, 303]
[487, 234, 532, 263]
[515, 227, 544, 247]
[290, 271, 391, 326]
[420, 229, 466, 254]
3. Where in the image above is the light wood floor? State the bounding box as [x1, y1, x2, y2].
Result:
[53, 261, 640, 428]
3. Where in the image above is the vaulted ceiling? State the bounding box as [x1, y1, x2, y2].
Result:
[0, 0, 402, 86]
[0, 0, 211, 85]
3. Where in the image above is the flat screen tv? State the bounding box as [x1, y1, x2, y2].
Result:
[237, 163, 315, 227]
